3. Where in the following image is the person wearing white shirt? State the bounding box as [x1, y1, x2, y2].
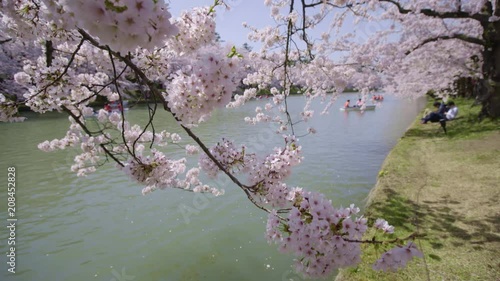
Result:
[445, 101, 458, 120]
[421, 101, 458, 124]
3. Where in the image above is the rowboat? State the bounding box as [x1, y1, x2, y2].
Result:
[340, 105, 376, 111]
[105, 100, 129, 112]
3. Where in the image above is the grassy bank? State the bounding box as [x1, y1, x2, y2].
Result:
[336, 98, 500, 281]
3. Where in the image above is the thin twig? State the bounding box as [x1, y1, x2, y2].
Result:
[62, 105, 125, 167]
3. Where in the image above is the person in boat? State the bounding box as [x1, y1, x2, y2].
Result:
[356, 98, 364, 107]
[344, 99, 351, 108]
[104, 101, 124, 112]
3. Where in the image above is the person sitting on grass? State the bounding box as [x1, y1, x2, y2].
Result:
[444, 101, 458, 120]
[421, 101, 458, 124]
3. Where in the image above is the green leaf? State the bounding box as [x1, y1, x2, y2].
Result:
[208, 0, 221, 15]
[227, 46, 243, 58]
[104, 0, 128, 13]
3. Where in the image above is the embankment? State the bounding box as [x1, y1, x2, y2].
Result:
[336, 98, 500, 281]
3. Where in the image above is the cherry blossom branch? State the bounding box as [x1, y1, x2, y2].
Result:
[78, 29, 162, 102]
[29, 38, 85, 101]
[377, 0, 412, 14]
[283, 0, 296, 136]
[80, 29, 164, 159]
[179, 123, 274, 214]
[379, 0, 490, 23]
[61, 105, 125, 167]
[107, 49, 159, 160]
[302, 1, 347, 9]
[45, 40, 53, 67]
[0, 38, 12, 45]
[419, 8, 489, 23]
[76, 65, 129, 106]
[77, 28, 276, 213]
[299, 0, 315, 59]
[106, 48, 142, 163]
[405, 34, 485, 56]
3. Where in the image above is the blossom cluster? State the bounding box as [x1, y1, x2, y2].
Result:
[0, 38, 40, 102]
[266, 192, 363, 278]
[168, 7, 216, 54]
[125, 153, 223, 196]
[196, 136, 422, 278]
[121, 149, 187, 192]
[199, 138, 252, 178]
[38, 116, 106, 176]
[165, 48, 242, 125]
[48, 0, 179, 53]
[0, 94, 25, 122]
[266, 190, 422, 278]
[247, 139, 303, 207]
[373, 218, 395, 234]
[373, 242, 423, 271]
[178, 167, 225, 196]
[13, 47, 117, 114]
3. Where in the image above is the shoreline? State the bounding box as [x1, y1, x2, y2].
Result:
[336, 98, 500, 280]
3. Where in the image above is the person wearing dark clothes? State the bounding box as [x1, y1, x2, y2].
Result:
[421, 101, 446, 124]
[421, 101, 458, 124]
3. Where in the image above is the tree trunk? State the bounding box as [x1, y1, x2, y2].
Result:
[45, 40, 53, 67]
[479, 6, 500, 118]
[481, 80, 500, 118]
[454, 77, 474, 98]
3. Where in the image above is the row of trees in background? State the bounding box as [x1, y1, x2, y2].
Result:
[1, 0, 498, 279]
[2, 2, 499, 117]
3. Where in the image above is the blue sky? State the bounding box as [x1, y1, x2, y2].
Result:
[167, 1, 394, 57]
[168, 1, 273, 48]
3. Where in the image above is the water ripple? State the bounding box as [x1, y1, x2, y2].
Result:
[0, 95, 425, 281]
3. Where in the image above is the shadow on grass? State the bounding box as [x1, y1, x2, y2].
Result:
[365, 188, 500, 251]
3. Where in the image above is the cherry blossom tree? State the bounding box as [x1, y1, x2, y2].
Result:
[0, 0, 430, 278]
[354, 0, 499, 118]
[288, 0, 498, 117]
[0, 32, 41, 121]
